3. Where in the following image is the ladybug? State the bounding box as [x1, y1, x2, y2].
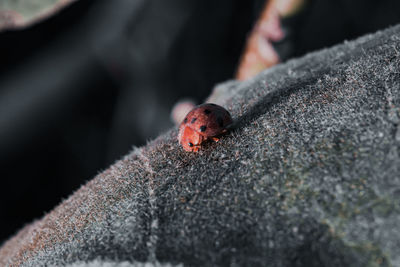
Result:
[178, 103, 233, 152]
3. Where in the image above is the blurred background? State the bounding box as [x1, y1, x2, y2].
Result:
[1, 0, 400, 244]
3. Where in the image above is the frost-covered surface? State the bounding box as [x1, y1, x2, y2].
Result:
[1, 24, 400, 266]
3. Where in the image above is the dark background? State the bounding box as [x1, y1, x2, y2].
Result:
[1, 0, 400, 244]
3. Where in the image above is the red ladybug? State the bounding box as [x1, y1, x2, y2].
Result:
[178, 103, 233, 152]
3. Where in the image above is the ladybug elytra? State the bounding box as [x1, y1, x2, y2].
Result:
[178, 103, 233, 152]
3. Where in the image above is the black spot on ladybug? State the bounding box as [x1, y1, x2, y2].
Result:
[183, 118, 188, 123]
[188, 142, 193, 147]
[200, 125, 207, 132]
[191, 118, 197, 123]
[217, 117, 224, 127]
[204, 109, 211, 115]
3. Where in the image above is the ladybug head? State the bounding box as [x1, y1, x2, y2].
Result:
[179, 126, 204, 152]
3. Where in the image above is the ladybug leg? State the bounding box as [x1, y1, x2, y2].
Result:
[212, 137, 220, 142]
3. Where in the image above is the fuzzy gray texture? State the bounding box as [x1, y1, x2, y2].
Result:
[65, 259, 182, 267]
[1, 24, 400, 266]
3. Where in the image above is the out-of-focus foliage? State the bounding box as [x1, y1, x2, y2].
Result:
[0, 0, 78, 31]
